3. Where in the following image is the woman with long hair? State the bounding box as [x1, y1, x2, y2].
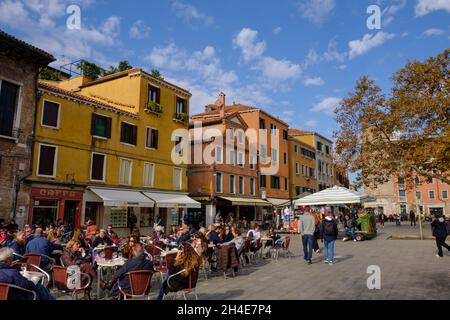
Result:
[157, 243, 202, 300]
[121, 235, 139, 259]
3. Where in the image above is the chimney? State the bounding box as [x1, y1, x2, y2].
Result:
[219, 92, 226, 118]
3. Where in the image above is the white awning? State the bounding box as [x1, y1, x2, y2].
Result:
[142, 192, 201, 208]
[293, 186, 374, 206]
[87, 187, 154, 207]
[218, 196, 271, 207]
[266, 198, 291, 207]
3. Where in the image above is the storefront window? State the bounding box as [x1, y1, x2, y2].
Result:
[140, 207, 154, 227]
[32, 200, 58, 226]
[110, 207, 128, 227]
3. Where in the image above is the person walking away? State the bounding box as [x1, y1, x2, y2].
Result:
[431, 214, 450, 258]
[311, 210, 321, 254]
[127, 211, 138, 235]
[320, 212, 338, 265]
[409, 210, 416, 227]
[299, 208, 316, 264]
[380, 212, 385, 227]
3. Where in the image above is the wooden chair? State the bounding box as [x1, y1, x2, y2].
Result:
[0, 283, 37, 300]
[118, 270, 153, 300]
[53, 265, 92, 300]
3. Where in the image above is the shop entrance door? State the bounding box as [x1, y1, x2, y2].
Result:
[64, 201, 78, 230]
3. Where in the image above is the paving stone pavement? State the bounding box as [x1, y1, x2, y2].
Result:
[55, 222, 450, 300]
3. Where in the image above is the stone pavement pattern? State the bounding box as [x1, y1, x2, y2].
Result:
[55, 222, 450, 300]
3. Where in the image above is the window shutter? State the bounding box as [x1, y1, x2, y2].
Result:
[153, 129, 158, 149]
[91, 114, 97, 135]
[106, 117, 112, 138]
[132, 125, 137, 145]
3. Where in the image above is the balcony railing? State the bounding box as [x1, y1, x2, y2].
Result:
[173, 112, 189, 124]
[145, 100, 162, 116]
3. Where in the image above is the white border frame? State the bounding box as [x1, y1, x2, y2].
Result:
[145, 126, 158, 150]
[92, 112, 111, 140]
[36, 143, 58, 178]
[41, 99, 61, 129]
[119, 157, 133, 186]
[90, 152, 107, 182]
[143, 162, 155, 188]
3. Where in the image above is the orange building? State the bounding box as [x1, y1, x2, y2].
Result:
[191, 95, 290, 219]
[188, 94, 271, 226]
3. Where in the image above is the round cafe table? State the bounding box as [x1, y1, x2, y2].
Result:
[96, 258, 126, 299]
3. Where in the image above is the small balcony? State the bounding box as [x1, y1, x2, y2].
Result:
[173, 112, 189, 124]
[145, 101, 162, 116]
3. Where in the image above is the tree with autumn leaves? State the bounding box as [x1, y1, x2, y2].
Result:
[334, 48, 449, 188]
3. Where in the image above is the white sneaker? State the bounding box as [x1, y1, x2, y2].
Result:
[324, 260, 329, 264]
[353, 239, 357, 242]
[436, 254, 443, 258]
[342, 238, 347, 241]
[328, 261, 334, 265]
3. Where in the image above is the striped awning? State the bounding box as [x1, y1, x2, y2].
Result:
[293, 186, 374, 206]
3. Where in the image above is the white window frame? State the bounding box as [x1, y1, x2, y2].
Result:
[415, 191, 421, 199]
[271, 148, 278, 164]
[237, 130, 244, 145]
[148, 83, 160, 103]
[175, 135, 183, 156]
[229, 175, 235, 194]
[429, 191, 435, 199]
[143, 162, 155, 188]
[173, 167, 183, 191]
[294, 144, 298, 154]
[90, 152, 106, 182]
[260, 144, 267, 162]
[228, 128, 234, 144]
[216, 145, 223, 164]
[238, 151, 245, 168]
[228, 149, 235, 166]
[119, 158, 133, 185]
[0, 77, 23, 142]
[296, 163, 300, 175]
[120, 121, 137, 147]
[41, 99, 61, 129]
[145, 127, 158, 150]
[249, 155, 256, 170]
[443, 190, 448, 199]
[238, 176, 245, 195]
[215, 172, 223, 193]
[36, 143, 58, 178]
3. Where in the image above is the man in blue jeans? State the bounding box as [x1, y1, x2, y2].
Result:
[299, 208, 316, 264]
[320, 212, 339, 265]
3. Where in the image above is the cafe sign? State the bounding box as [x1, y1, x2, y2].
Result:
[31, 187, 83, 200]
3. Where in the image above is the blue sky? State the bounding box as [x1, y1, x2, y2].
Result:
[0, 0, 449, 157]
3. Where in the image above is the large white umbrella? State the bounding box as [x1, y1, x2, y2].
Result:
[293, 186, 375, 206]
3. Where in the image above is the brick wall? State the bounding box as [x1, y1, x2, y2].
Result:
[0, 54, 39, 226]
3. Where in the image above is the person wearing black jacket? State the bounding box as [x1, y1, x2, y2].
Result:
[320, 213, 339, 265]
[91, 229, 113, 248]
[110, 244, 154, 297]
[409, 210, 416, 227]
[431, 215, 450, 258]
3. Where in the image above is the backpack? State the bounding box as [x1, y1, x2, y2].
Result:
[324, 221, 335, 236]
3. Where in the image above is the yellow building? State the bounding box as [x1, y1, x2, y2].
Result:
[289, 129, 333, 191]
[288, 134, 317, 198]
[29, 68, 199, 235]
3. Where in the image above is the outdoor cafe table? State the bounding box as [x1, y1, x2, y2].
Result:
[96, 258, 126, 299]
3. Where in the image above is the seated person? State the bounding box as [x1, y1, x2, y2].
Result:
[157, 243, 202, 300]
[61, 240, 96, 280]
[169, 226, 178, 240]
[72, 228, 89, 250]
[92, 229, 114, 248]
[262, 228, 282, 258]
[0, 248, 55, 300]
[121, 235, 139, 260]
[23, 225, 34, 245]
[151, 226, 166, 242]
[206, 224, 222, 245]
[110, 244, 154, 297]
[246, 224, 262, 243]
[85, 220, 98, 242]
[8, 231, 26, 258]
[25, 228, 55, 269]
[223, 226, 234, 242]
[221, 228, 244, 255]
[191, 232, 208, 258]
[106, 225, 121, 245]
[176, 225, 191, 244]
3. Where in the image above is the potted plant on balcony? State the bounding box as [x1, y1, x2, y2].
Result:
[146, 100, 162, 115]
[173, 112, 189, 123]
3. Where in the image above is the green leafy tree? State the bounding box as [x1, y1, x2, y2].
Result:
[39, 67, 61, 81]
[77, 60, 103, 79]
[150, 69, 164, 80]
[334, 49, 450, 187]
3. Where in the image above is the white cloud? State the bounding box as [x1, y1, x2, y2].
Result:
[302, 39, 346, 70]
[259, 57, 302, 84]
[272, 27, 282, 35]
[348, 32, 395, 60]
[303, 76, 324, 86]
[147, 43, 237, 87]
[310, 97, 342, 115]
[171, 1, 214, 25]
[415, 0, 450, 16]
[337, 65, 347, 70]
[298, 0, 335, 25]
[305, 119, 318, 127]
[233, 28, 267, 62]
[422, 28, 444, 36]
[378, 0, 407, 26]
[129, 20, 151, 39]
